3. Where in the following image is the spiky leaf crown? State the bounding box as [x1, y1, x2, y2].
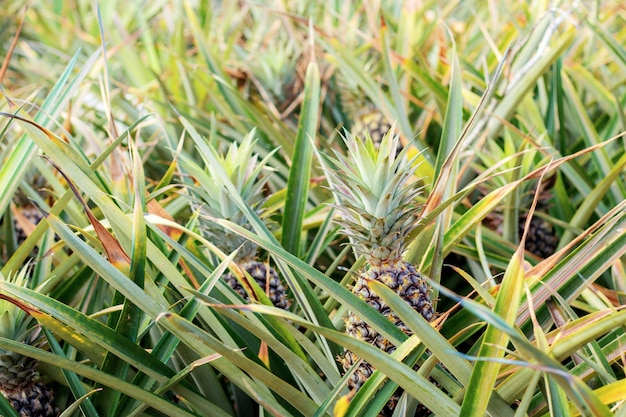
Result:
[183, 131, 275, 261]
[323, 129, 424, 266]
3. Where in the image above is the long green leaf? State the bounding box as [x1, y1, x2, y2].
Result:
[43, 327, 101, 417]
[282, 59, 320, 256]
[428, 44, 464, 300]
[0, 48, 100, 217]
[0, 394, 20, 417]
[459, 242, 525, 416]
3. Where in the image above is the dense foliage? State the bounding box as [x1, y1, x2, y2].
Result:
[0, 2, 624, 417]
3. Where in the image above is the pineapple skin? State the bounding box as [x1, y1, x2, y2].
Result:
[3, 381, 60, 417]
[224, 260, 290, 310]
[353, 111, 391, 147]
[0, 352, 59, 417]
[520, 214, 558, 258]
[341, 261, 433, 390]
[353, 110, 402, 155]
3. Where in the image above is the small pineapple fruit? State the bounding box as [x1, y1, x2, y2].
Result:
[1, 190, 44, 262]
[0, 269, 60, 417]
[519, 176, 558, 258]
[322, 128, 433, 413]
[352, 109, 402, 155]
[353, 109, 390, 146]
[185, 132, 290, 310]
[519, 209, 558, 258]
[480, 176, 558, 260]
[335, 74, 401, 154]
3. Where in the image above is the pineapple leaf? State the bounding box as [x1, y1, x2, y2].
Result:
[0, 395, 20, 417]
[370, 279, 517, 417]
[0, 48, 100, 218]
[282, 59, 320, 257]
[43, 327, 101, 417]
[459, 233, 526, 416]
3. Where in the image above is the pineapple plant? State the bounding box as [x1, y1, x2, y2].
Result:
[184, 132, 290, 310]
[0, 269, 59, 417]
[231, 23, 306, 121]
[321, 128, 433, 414]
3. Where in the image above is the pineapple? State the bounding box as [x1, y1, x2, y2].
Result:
[519, 213, 558, 258]
[482, 176, 559, 259]
[335, 72, 401, 154]
[322, 128, 433, 414]
[185, 132, 290, 310]
[0, 269, 59, 417]
[2, 184, 46, 262]
[352, 108, 400, 154]
[518, 175, 558, 258]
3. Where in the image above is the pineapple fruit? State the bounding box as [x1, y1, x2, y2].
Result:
[486, 178, 558, 259]
[1, 187, 46, 263]
[352, 109, 401, 154]
[0, 269, 59, 417]
[322, 128, 433, 414]
[518, 177, 558, 258]
[185, 132, 290, 310]
[518, 209, 558, 258]
[335, 73, 401, 154]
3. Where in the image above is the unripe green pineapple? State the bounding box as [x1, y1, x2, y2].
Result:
[0, 269, 59, 417]
[183, 131, 290, 310]
[322, 129, 433, 414]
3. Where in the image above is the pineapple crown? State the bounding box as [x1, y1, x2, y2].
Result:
[249, 45, 299, 101]
[183, 130, 276, 261]
[322, 127, 424, 266]
[0, 268, 35, 343]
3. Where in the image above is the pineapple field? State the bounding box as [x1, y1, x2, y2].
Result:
[0, 1, 625, 417]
